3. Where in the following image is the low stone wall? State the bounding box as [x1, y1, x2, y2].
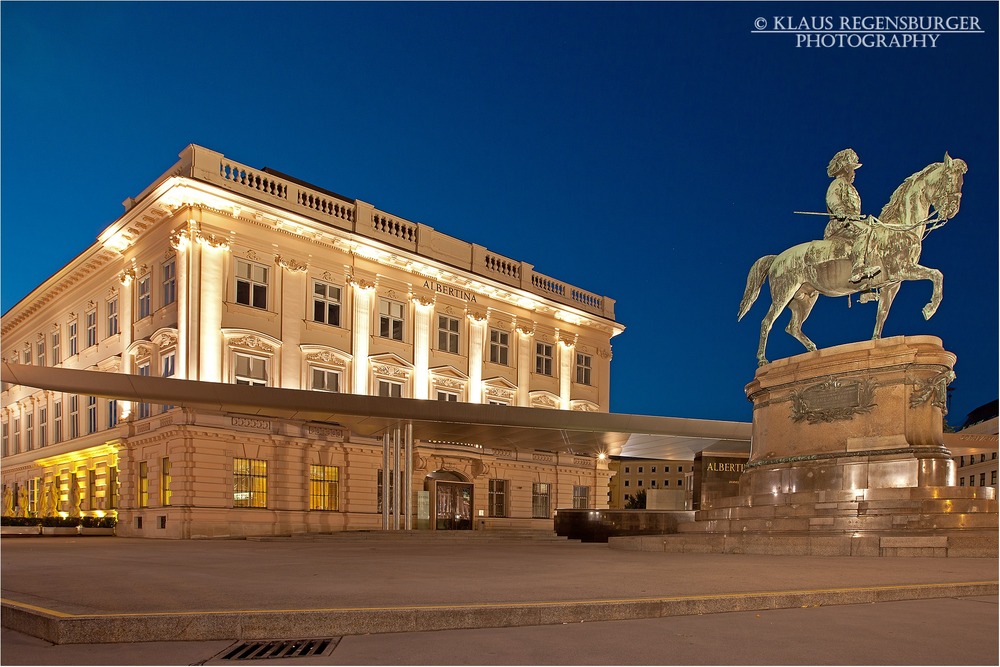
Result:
[554, 509, 695, 542]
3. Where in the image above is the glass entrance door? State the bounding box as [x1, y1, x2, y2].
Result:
[435, 481, 473, 530]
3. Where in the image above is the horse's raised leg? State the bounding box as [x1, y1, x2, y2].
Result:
[756, 282, 799, 366]
[873, 282, 901, 339]
[785, 288, 820, 351]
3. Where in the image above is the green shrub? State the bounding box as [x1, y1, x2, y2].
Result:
[81, 516, 117, 528]
[1, 516, 43, 526]
[40, 516, 81, 527]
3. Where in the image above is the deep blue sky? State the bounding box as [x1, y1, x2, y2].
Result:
[2, 2, 997, 426]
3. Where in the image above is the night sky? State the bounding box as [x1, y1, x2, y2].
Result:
[2, 2, 997, 427]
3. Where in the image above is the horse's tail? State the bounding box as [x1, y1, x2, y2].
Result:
[737, 255, 776, 321]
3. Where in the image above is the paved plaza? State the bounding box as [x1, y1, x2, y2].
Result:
[1, 535, 997, 665]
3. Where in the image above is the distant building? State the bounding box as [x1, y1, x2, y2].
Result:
[607, 457, 692, 509]
[1, 145, 624, 537]
[952, 401, 998, 490]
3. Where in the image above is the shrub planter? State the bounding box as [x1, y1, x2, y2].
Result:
[41, 526, 80, 536]
[1, 525, 41, 536]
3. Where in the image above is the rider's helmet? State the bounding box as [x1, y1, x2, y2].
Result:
[827, 148, 862, 177]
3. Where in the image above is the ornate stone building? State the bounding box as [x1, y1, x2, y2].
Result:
[1, 145, 623, 538]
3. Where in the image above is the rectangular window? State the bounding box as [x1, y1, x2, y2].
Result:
[980, 473, 986, 487]
[624, 466, 630, 473]
[86, 396, 97, 434]
[575, 353, 592, 385]
[22, 348, 31, 365]
[624, 480, 629, 487]
[162, 352, 176, 378]
[85, 469, 96, 510]
[377, 469, 394, 513]
[137, 363, 151, 418]
[36, 339, 46, 367]
[85, 309, 98, 348]
[138, 461, 149, 508]
[234, 353, 268, 386]
[488, 479, 508, 518]
[38, 406, 47, 447]
[312, 281, 342, 326]
[309, 465, 339, 511]
[161, 352, 176, 411]
[378, 380, 403, 398]
[2, 422, 8, 457]
[162, 259, 176, 305]
[106, 298, 119, 337]
[234, 457, 267, 508]
[137, 274, 152, 318]
[107, 399, 118, 428]
[535, 343, 553, 376]
[665, 466, 671, 472]
[235, 260, 268, 309]
[970, 475, 975, 487]
[638, 466, 644, 473]
[69, 396, 80, 439]
[161, 458, 172, 506]
[53, 401, 62, 443]
[378, 299, 405, 340]
[651, 466, 657, 473]
[992, 470, 997, 485]
[960, 477, 965, 486]
[437, 315, 459, 353]
[572, 485, 589, 509]
[531, 482, 550, 518]
[436, 390, 458, 402]
[638, 479, 643, 487]
[51, 330, 61, 365]
[311, 367, 341, 392]
[489, 328, 509, 365]
[28, 478, 38, 516]
[25, 413, 33, 451]
[68, 322, 78, 356]
[108, 466, 118, 509]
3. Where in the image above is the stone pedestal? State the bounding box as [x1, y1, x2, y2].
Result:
[617, 336, 998, 557]
[742, 335, 957, 496]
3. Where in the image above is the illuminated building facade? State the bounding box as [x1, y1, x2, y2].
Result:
[1, 145, 623, 538]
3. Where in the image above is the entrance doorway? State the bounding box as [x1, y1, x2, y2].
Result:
[426, 470, 473, 530]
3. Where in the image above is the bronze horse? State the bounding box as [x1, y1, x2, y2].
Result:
[739, 153, 967, 366]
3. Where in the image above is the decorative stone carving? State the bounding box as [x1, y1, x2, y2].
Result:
[531, 393, 559, 409]
[305, 351, 346, 368]
[275, 255, 308, 273]
[909, 369, 955, 415]
[197, 233, 231, 250]
[230, 336, 275, 353]
[413, 296, 434, 307]
[372, 364, 408, 378]
[515, 323, 535, 336]
[347, 276, 376, 291]
[790, 376, 877, 424]
[468, 311, 487, 322]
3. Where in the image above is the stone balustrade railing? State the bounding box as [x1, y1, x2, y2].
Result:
[182, 145, 615, 320]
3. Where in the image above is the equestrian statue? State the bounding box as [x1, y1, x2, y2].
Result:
[738, 149, 967, 366]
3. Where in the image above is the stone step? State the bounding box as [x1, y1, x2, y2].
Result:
[610, 530, 999, 557]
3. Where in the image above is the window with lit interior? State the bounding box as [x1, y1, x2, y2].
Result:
[235, 260, 269, 309]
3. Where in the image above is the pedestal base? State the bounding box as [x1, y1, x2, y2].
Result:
[622, 337, 998, 556]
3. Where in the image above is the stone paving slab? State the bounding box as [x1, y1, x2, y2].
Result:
[1, 536, 996, 644]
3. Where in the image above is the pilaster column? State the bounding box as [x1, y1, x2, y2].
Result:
[350, 278, 375, 395]
[559, 339, 574, 410]
[277, 255, 309, 389]
[169, 227, 192, 381]
[467, 313, 487, 403]
[412, 298, 433, 399]
[197, 232, 229, 383]
[516, 324, 533, 407]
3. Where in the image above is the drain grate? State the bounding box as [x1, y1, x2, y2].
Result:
[220, 637, 341, 660]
